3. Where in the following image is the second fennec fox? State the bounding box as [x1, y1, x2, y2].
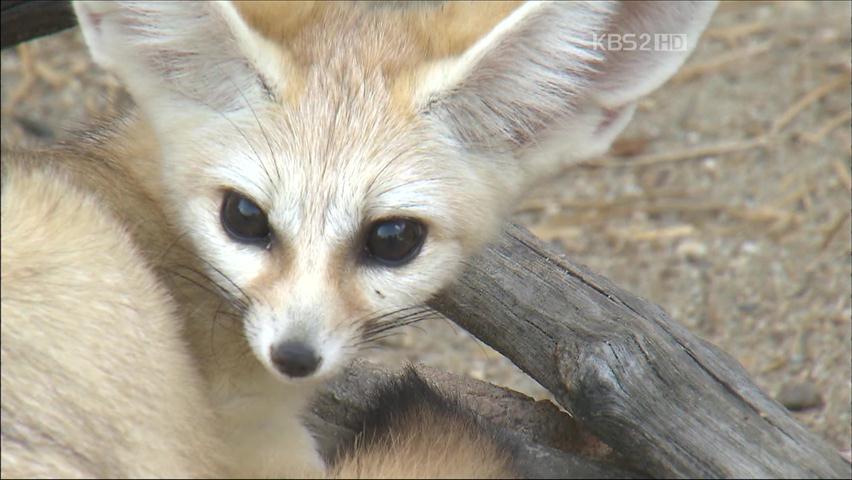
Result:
[6, 0, 716, 476]
[0, 153, 228, 478]
[331, 367, 517, 479]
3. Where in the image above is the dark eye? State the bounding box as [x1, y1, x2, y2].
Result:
[365, 218, 426, 267]
[220, 190, 271, 246]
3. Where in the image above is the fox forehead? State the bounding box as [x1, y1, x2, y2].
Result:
[200, 90, 492, 316]
[196, 3, 521, 244]
[211, 102, 468, 246]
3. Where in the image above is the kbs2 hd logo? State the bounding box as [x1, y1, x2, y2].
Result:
[591, 33, 688, 52]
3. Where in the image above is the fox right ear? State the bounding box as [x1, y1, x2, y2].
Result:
[416, 1, 717, 186]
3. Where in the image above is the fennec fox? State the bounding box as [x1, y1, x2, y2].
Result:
[0, 154, 514, 478]
[0, 151, 514, 478]
[0, 153, 227, 478]
[0, 154, 512, 478]
[10, 0, 714, 476]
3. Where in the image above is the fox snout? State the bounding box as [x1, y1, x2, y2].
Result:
[245, 297, 356, 383]
[270, 341, 321, 378]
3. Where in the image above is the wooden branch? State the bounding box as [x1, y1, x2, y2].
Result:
[305, 360, 642, 479]
[428, 223, 851, 478]
[1, 1, 75, 50]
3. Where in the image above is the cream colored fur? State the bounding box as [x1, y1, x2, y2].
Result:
[334, 421, 513, 479]
[2, 1, 716, 477]
[0, 153, 226, 478]
[335, 425, 512, 479]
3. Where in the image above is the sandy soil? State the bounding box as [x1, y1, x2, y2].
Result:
[2, 1, 849, 454]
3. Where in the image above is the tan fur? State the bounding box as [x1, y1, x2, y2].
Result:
[332, 408, 513, 479]
[236, 2, 519, 63]
[0, 152, 227, 478]
[234, 1, 523, 112]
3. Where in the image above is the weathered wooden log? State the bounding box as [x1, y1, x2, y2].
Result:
[305, 359, 642, 479]
[428, 223, 850, 478]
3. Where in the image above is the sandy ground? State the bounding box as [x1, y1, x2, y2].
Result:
[2, 1, 850, 454]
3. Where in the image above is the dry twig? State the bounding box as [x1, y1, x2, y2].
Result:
[705, 20, 770, 47]
[672, 41, 773, 84]
[587, 135, 770, 168]
[832, 161, 852, 191]
[802, 110, 852, 144]
[770, 74, 851, 134]
[605, 224, 696, 242]
[820, 211, 851, 251]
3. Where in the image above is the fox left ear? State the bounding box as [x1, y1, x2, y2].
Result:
[416, 1, 717, 185]
[73, 0, 284, 115]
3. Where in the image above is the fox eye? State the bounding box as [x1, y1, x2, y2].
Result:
[221, 191, 271, 246]
[365, 218, 426, 267]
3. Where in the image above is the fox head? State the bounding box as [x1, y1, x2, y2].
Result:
[73, 1, 716, 383]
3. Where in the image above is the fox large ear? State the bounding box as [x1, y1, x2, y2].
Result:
[73, 1, 282, 114]
[417, 1, 717, 183]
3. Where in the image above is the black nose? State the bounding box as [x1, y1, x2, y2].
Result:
[270, 342, 321, 378]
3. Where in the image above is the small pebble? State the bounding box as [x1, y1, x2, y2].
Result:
[468, 366, 485, 381]
[777, 381, 824, 411]
[676, 239, 707, 261]
[686, 131, 702, 144]
[742, 241, 760, 255]
[701, 156, 718, 173]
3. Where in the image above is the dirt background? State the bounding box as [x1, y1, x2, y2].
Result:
[2, 1, 850, 455]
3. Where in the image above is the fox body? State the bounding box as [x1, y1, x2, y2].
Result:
[0, 153, 228, 478]
[2, 0, 715, 477]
